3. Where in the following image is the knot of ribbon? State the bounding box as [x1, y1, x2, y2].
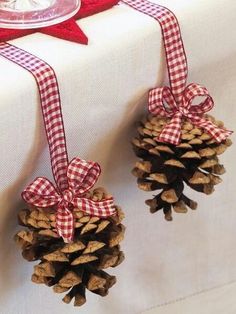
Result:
[148, 83, 233, 145]
[22, 157, 115, 243]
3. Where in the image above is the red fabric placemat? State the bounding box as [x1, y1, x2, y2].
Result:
[0, 0, 119, 44]
[76, 0, 119, 19]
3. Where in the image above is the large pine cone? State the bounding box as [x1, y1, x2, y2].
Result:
[132, 114, 232, 221]
[15, 188, 125, 307]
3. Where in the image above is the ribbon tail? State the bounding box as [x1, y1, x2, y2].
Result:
[156, 114, 182, 145]
[73, 197, 116, 217]
[56, 205, 74, 243]
[191, 116, 233, 143]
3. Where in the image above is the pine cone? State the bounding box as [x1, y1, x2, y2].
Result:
[132, 114, 232, 221]
[15, 187, 125, 307]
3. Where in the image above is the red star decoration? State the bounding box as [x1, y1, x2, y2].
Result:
[0, 0, 119, 44]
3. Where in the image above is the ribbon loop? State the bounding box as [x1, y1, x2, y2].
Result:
[149, 83, 233, 145]
[22, 158, 116, 243]
[149, 86, 177, 117]
[22, 177, 61, 208]
[183, 83, 214, 114]
[67, 157, 101, 195]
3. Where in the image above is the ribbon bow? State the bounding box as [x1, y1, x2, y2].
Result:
[149, 83, 233, 145]
[22, 157, 115, 243]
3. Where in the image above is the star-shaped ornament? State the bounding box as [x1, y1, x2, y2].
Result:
[0, 0, 119, 44]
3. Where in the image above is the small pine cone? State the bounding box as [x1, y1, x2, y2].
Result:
[132, 114, 232, 221]
[15, 187, 125, 307]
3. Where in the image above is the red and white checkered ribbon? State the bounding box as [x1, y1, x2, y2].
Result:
[149, 83, 233, 145]
[121, 0, 188, 104]
[22, 157, 115, 241]
[121, 0, 232, 145]
[0, 42, 115, 243]
[0, 42, 68, 192]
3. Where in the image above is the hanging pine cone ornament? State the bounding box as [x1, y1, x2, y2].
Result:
[0, 41, 125, 309]
[132, 113, 232, 221]
[119, 0, 233, 221]
[15, 187, 125, 307]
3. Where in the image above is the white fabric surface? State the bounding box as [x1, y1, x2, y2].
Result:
[142, 281, 236, 314]
[0, 1, 236, 314]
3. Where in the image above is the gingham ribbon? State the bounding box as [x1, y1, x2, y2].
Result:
[121, 0, 232, 144]
[0, 42, 115, 243]
[149, 83, 233, 145]
[22, 157, 115, 241]
[121, 0, 188, 103]
[0, 42, 68, 192]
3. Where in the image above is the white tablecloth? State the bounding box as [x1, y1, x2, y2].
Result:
[143, 281, 236, 314]
[0, 1, 236, 313]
